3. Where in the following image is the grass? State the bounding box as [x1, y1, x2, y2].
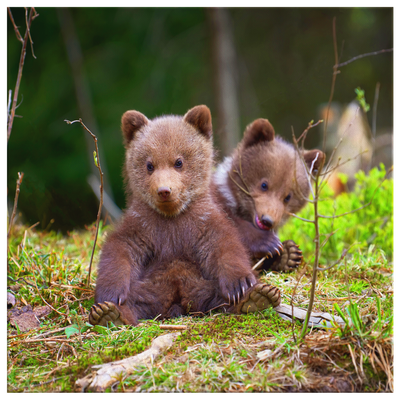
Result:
[7, 171, 393, 392]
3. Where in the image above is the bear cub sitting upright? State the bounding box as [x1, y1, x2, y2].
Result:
[89, 106, 281, 327]
[212, 118, 325, 272]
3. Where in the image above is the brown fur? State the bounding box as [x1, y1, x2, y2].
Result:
[212, 118, 325, 269]
[94, 105, 258, 325]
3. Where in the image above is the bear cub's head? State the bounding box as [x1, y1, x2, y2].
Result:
[228, 118, 325, 231]
[122, 105, 213, 217]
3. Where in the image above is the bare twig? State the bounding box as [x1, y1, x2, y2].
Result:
[369, 82, 381, 170]
[252, 256, 268, 271]
[317, 245, 353, 272]
[7, 8, 23, 42]
[317, 166, 392, 220]
[33, 278, 68, 317]
[298, 166, 321, 340]
[8, 172, 24, 238]
[319, 149, 369, 177]
[7, 7, 39, 142]
[229, 155, 252, 196]
[296, 119, 324, 148]
[288, 213, 314, 224]
[76, 333, 180, 392]
[65, 119, 104, 286]
[334, 48, 393, 68]
[291, 269, 306, 343]
[291, 127, 316, 200]
[24, 7, 37, 59]
[159, 324, 187, 330]
[323, 105, 361, 175]
[295, 19, 394, 340]
[322, 17, 339, 153]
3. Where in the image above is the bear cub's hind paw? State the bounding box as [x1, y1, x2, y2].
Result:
[89, 301, 129, 327]
[238, 283, 281, 313]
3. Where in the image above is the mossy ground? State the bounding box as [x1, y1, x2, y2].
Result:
[7, 211, 392, 392]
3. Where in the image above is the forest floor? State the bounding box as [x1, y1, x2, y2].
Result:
[7, 221, 393, 393]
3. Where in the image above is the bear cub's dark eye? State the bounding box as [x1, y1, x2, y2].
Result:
[174, 159, 183, 169]
[146, 161, 154, 172]
[261, 182, 268, 191]
[284, 194, 291, 203]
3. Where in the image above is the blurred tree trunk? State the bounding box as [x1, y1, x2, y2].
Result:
[208, 8, 240, 158]
[57, 8, 116, 216]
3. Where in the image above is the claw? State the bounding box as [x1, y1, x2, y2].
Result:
[228, 293, 231, 304]
[274, 247, 281, 256]
[278, 243, 284, 252]
[267, 251, 273, 258]
[242, 286, 246, 296]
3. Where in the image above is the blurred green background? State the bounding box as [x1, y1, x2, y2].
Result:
[7, 7, 393, 231]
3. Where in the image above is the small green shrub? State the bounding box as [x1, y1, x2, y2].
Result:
[280, 165, 393, 264]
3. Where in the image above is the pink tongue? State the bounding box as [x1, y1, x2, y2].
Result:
[255, 215, 270, 230]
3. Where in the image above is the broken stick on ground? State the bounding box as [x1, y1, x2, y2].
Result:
[75, 332, 180, 392]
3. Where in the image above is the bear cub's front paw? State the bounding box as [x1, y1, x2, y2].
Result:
[218, 272, 257, 305]
[269, 240, 303, 272]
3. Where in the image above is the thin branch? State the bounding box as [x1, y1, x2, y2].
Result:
[288, 213, 315, 224]
[65, 119, 104, 287]
[252, 256, 267, 271]
[322, 105, 360, 177]
[296, 119, 324, 148]
[369, 82, 381, 171]
[8, 172, 24, 238]
[319, 149, 369, 177]
[371, 82, 380, 139]
[33, 278, 68, 317]
[317, 245, 353, 272]
[291, 127, 315, 200]
[334, 48, 393, 68]
[24, 7, 37, 59]
[229, 171, 251, 196]
[299, 167, 321, 340]
[322, 17, 339, 153]
[317, 166, 392, 219]
[319, 229, 339, 252]
[229, 154, 252, 196]
[7, 8, 23, 42]
[7, 7, 39, 142]
[291, 268, 306, 343]
[159, 325, 187, 330]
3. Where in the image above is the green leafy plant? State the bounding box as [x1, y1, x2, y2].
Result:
[280, 165, 393, 264]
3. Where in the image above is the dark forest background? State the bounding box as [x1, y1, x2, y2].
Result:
[7, 7, 393, 232]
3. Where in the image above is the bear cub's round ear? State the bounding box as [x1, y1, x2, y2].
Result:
[303, 149, 326, 175]
[183, 105, 212, 139]
[242, 119, 275, 149]
[121, 110, 149, 145]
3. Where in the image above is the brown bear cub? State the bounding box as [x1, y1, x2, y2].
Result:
[212, 118, 325, 272]
[89, 106, 281, 327]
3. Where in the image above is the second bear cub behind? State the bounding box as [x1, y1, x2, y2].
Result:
[212, 118, 325, 272]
